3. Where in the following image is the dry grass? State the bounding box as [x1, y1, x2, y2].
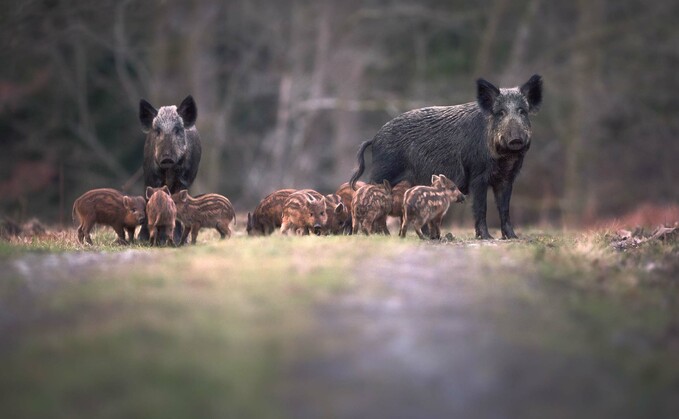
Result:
[1, 226, 678, 418]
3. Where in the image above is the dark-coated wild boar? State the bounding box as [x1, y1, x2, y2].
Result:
[280, 190, 327, 236]
[72, 188, 146, 245]
[388, 180, 413, 227]
[350, 75, 542, 240]
[146, 186, 177, 246]
[399, 174, 465, 240]
[247, 189, 296, 236]
[351, 180, 392, 235]
[172, 190, 235, 245]
[138, 95, 201, 243]
[324, 193, 350, 235]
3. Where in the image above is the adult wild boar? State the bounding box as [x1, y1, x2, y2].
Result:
[350, 75, 542, 240]
[138, 95, 201, 242]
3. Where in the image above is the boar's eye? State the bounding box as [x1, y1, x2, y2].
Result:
[497, 109, 507, 117]
[174, 126, 182, 135]
[154, 127, 161, 135]
[518, 108, 528, 116]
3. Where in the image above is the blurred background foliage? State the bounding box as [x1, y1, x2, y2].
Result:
[1, 0, 678, 227]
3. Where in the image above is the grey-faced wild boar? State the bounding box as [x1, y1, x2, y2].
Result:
[138, 95, 201, 243]
[350, 75, 542, 240]
[399, 174, 465, 240]
[247, 189, 296, 236]
[146, 186, 177, 246]
[351, 180, 392, 235]
[72, 188, 146, 245]
[172, 190, 236, 245]
[280, 190, 327, 236]
[388, 180, 413, 226]
[324, 193, 350, 235]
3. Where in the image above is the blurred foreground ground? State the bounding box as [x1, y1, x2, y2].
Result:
[1, 230, 678, 418]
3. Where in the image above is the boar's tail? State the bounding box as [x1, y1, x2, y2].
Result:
[349, 139, 373, 190]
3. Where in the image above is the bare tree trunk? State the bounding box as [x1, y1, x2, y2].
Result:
[288, 0, 333, 186]
[563, 0, 602, 226]
[474, 0, 509, 76]
[502, 0, 542, 84]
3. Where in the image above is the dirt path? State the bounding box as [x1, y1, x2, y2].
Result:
[283, 244, 647, 419]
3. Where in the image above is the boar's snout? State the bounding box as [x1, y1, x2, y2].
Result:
[506, 137, 525, 150]
[158, 155, 176, 169]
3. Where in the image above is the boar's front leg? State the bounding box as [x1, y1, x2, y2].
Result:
[492, 181, 518, 239]
[471, 178, 493, 240]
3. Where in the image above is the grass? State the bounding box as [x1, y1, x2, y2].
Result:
[1, 227, 678, 418]
[0, 231, 405, 419]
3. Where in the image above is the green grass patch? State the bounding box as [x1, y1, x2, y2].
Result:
[0, 234, 406, 419]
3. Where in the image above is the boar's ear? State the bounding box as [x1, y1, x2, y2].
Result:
[123, 196, 132, 210]
[161, 185, 171, 196]
[178, 190, 189, 202]
[477, 78, 500, 114]
[178, 95, 197, 128]
[139, 99, 157, 133]
[520, 74, 543, 113]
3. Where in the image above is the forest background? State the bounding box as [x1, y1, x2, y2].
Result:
[1, 0, 677, 228]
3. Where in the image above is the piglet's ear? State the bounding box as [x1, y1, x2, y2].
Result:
[382, 180, 392, 193]
[520, 74, 543, 113]
[477, 78, 500, 114]
[139, 99, 157, 133]
[431, 174, 440, 184]
[145, 186, 154, 200]
[178, 95, 197, 128]
[161, 185, 171, 196]
[178, 190, 189, 202]
[335, 202, 345, 215]
[123, 196, 132, 210]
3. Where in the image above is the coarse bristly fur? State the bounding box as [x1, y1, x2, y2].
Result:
[350, 75, 542, 240]
[388, 180, 413, 227]
[323, 193, 350, 235]
[334, 181, 366, 235]
[72, 188, 146, 245]
[138, 95, 201, 243]
[399, 174, 465, 240]
[145, 186, 177, 246]
[247, 189, 296, 236]
[351, 180, 392, 235]
[280, 190, 327, 236]
[172, 190, 235, 245]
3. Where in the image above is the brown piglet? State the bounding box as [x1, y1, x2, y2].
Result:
[247, 189, 296, 236]
[280, 190, 327, 236]
[389, 180, 413, 227]
[72, 188, 146, 245]
[351, 180, 392, 235]
[399, 174, 465, 240]
[146, 186, 177, 246]
[172, 190, 235, 244]
[324, 193, 350, 235]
